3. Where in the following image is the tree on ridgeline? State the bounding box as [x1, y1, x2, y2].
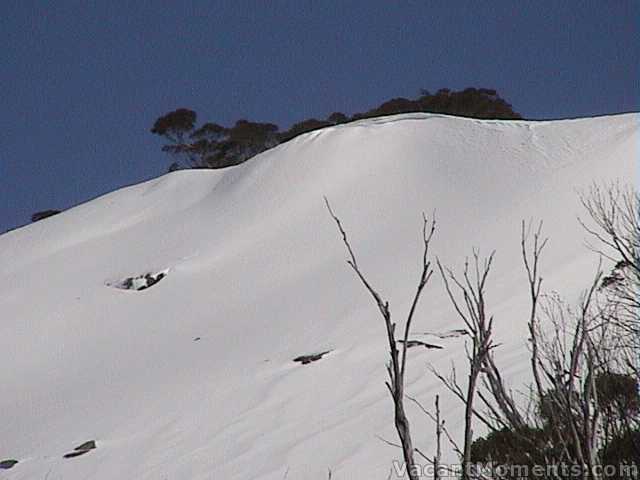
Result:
[151, 110, 280, 169]
[151, 88, 521, 170]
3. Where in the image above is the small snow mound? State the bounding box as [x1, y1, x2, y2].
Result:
[108, 269, 169, 291]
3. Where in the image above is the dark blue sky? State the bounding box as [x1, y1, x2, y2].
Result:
[2, 1, 638, 233]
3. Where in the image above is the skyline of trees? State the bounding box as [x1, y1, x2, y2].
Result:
[151, 87, 522, 170]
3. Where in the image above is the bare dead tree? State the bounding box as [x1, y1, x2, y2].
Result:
[522, 220, 548, 416]
[325, 198, 436, 480]
[426, 223, 545, 474]
[453, 222, 546, 441]
[529, 271, 606, 480]
[428, 217, 640, 480]
[578, 185, 640, 468]
[487, 225, 612, 480]
[580, 183, 639, 276]
[579, 183, 639, 379]
[409, 393, 462, 479]
[436, 251, 496, 480]
[324, 185, 638, 479]
[434, 395, 443, 480]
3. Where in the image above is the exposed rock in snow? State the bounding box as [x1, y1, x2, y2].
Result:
[63, 441, 97, 459]
[0, 459, 18, 470]
[108, 269, 169, 291]
[293, 350, 332, 364]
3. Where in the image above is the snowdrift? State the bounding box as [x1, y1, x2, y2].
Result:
[0, 113, 637, 479]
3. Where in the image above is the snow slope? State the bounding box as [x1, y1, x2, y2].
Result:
[0, 113, 637, 479]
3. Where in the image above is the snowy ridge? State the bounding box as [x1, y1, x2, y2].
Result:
[0, 113, 637, 479]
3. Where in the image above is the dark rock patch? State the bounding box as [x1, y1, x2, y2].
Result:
[64, 440, 96, 459]
[0, 459, 18, 470]
[64, 450, 91, 459]
[31, 209, 61, 222]
[293, 350, 332, 365]
[397, 340, 443, 349]
[74, 440, 96, 451]
[419, 329, 468, 339]
[109, 270, 168, 291]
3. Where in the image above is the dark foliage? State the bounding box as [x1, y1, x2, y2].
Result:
[471, 372, 640, 479]
[167, 161, 182, 172]
[470, 426, 549, 467]
[596, 372, 640, 417]
[279, 118, 332, 142]
[353, 88, 521, 121]
[31, 209, 61, 222]
[151, 88, 521, 169]
[327, 112, 348, 124]
[151, 115, 279, 169]
[601, 430, 640, 468]
[150, 108, 197, 143]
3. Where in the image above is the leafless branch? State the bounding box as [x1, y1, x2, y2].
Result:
[326, 198, 436, 480]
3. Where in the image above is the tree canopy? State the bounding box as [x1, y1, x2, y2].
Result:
[151, 87, 522, 170]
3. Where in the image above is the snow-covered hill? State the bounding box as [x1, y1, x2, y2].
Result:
[1, 113, 637, 479]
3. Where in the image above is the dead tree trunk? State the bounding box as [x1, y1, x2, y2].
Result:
[437, 251, 496, 480]
[326, 198, 435, 480]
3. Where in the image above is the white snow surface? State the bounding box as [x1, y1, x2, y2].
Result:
[0, 113, 637, 479]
